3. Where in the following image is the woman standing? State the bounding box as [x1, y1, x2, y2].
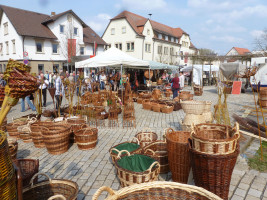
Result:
[171, 73, 180, 99]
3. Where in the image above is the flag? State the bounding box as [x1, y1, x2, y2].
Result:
[185, 52, 188, 63]
[68, 39, 76, 62]
[93, 41, 98, 56]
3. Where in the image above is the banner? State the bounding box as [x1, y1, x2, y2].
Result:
[68, 39, 76, 62]
[93, 41, 97, 56]
[185, 52, 188, 63]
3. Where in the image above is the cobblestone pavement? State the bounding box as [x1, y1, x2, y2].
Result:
[7, 86, 267, 200]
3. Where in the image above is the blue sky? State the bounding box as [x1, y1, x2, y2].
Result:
[1, 0, 267, 54]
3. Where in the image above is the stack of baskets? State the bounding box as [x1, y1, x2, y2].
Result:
[190, 123, 240, 200]
[67, 118, 87, 143]
[181, 100, 212, 131]
[74, 125, 98, 150]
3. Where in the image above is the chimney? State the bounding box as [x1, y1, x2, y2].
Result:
[51, 12, 56, 16]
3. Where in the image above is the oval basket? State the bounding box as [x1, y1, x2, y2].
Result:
[135, 128, 158, 148]
[75, 126, 98, 150]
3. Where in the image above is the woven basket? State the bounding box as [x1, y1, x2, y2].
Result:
[137, 98, 143, 104]
[141, 141, 169, 173]
[183, 114, 206, 126]
[190, 141, 239, 200]
[92, 181, 222, 200]
[67, 118, 87, 143]
[135, 128, 158, 148]
[204, 101, 212, 112]
[114, 151, 160, 187]
[13, 159, 39, 187]
[23, 173, 78, 200]
[165, 128, 191, 183]
[191, 123, 240, 155]
[18, 125, 32, 143]
[0, 117, 7, 131]
[6, 121, 26, 138]
[142, 99, 152, 110]
[7, 137, 18, 160]
[181, 100, 206, 115]
[179, 92, 191, 101]
[161, 104, 174, 114]
[30, 121, 53, 148]
[42, 125, 71, 155]
[75, 126, 98, 150]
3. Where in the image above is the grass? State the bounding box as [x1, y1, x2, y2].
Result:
[248, 141, 267, 172]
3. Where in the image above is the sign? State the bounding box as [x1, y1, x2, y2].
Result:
[23, 51, 28, 57]
[232, 81, 242, 94]
[23, 60, 29, 65]
[68, 39, 76, 62]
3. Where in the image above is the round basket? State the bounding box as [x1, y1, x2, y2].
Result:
[6, 121, 26, 138]
[135, 128, 158, 148]
[30, 121, 53, 148]
[67, 118, 87, 143]
[191, 123, 240, 155]
[181, 100, 206, 115]
[161, 104, 174, 114]
[142, 99, 152, 110]
[141, 141, 169, 173]
[75, 126, 98, 150]
[18, 125, 32, 143]
[165, 128, 191, 183]
[7, 137, 18, 160]
[183, 114, 206, 126]
[114, 151, 160, 187]
[23, 173, 78, 200]
[92, 181, 222, 200]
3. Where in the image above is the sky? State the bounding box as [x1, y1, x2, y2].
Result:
[1, 0, 267, 55]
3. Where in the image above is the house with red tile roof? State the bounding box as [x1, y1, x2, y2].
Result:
[225, 47, 251, 66]
[0, 5, 106, 74]
[102, 11, 197, 66]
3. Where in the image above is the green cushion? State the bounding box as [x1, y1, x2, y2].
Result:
[117, 154, 156, 172]
[112, 143, 140, 155]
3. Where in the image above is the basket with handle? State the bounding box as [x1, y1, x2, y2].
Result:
[30, 121, 53, 148]
[75, 125, 98, 150]
[165, 128, 191, 183]
[181, 100, 206, 115]
[141, 140, 169, 173]
[191, 123, 240, 155]
[183, 113, 206, 126]
[114, 150, 160, 187]
[6, 120, 26, 138]
[22, 173, 78, 200]
[92, 181, 223, 200]
[67, 118, 87, 143]
[135, 128, 158, 148]
[151, 102, 160, 112]
[18, 125, 32, 143]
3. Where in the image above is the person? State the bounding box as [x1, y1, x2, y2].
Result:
[44, 71, 49, 82]
[75, 73, 80, 95]
[55, 73, 65, 110]
[162, 70, 169, 81]
[39, 73, 49, 107]
[171, 73, 180, 99]
[66, 71, 70, 78]
[21, 95, 36, 112]
[179, 72, 185, 90]
[49, 72, 52, 88]
[100, 71, 107, 90]
[0, 72, 6, 86]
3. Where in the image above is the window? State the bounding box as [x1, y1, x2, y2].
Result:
[0, 64, 2, 73]
[52, 43, 59, 54]
[165, 35, 168, 40]
[158, 34, 162, 39]
[164, 47, 168, 55]
[74, 27, 78, 36]
[105, 44, 111, 49]
[180, 51, 183, 60]
[170, 47, 173, 55]
[171, 37, 174, 42]
[0, 43, 3, 55]
[4, 23, 8, 35]
[5, 42, 9, 55]
[53, 64, 59, 73]
[115, 43, 122, 50]
[3, 64, 6, 71]
[36, 41, 43, 53]
[147, 29, 150, 35]
[126, 42, 134, 51]
[111, 28, 115, 35]
[80, 47, 84, 55]
[122, 26, 126, 34]
[175, 38, 179, 43]
[12, 40, 16, 54]
[158, 46, 162, 54]
[60, 25, 64, 33]
[38, 64, 44, 74]
[145, 44, 151, 52]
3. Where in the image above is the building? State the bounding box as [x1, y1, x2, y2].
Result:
[225, 47, 251, 66]
[0, 5, 106, 74]
[102, 11, 198, 66]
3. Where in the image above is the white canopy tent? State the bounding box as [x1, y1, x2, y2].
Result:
[181, 65, 219, 85]
[251, 64, 267, 86]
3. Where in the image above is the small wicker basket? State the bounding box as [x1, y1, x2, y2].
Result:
[75, 126, 98, 150]
[135, 128, 158, 148]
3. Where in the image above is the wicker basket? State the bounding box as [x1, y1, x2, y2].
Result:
[114, 151, 160, 187]
[194, 85, 203, 96]
[183, 114, 206, 126]
[0, 117, 7, 131]
[137, 98, 143, 104]
[142, 99, 152, 110]
[141, 141, 169, 173]
[75, 126, 98, 150]
[92, 181, 222, 200]
[135, 128, 158, 148]
[204, 101, 212, 112]
[23, 173, 78, 200]
[179, 92, 191, 101]
[67, 118, 87, 143]
[18, 125, 32, 143]
[161, 104, 174, 114]
[6, 121, 26, 138]
[191, 123, 240, 155]
[42, 125, 71, 155]
[181, 100, 206, 115]
[203, 112, 213, 122]
[165, 128, 191, 183]
[30, 121, 53, 148]
[13, 159, 39, 187]
[190, 142, 239, 200]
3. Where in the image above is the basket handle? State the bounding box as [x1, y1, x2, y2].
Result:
[48, 195, 66, 200]
[233, 122, 240, 139]
[144, 149, 156, 156]
[9, 144, 15, 150]
[92, 186, 115, 200]
[30, 172, 51, 187]
[147, 161, 160, 173]
[131, 137, 140, 145]
[28, 117, 37, 124]
[116, 150, 131, 159]
[141, 127, 153, 133]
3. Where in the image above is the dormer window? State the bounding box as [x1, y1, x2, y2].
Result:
[165, 35, 168, 40]
[60, 25, 64, 33]
[74, 27, 78, 36]
[158, 34, 162, 39]
[147, 29, 150, 35]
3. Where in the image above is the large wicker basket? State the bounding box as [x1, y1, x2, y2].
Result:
[114, 151, 160, 187]
[165, 128, 191, 183]
[181, 100, 206, 115]
[183, 113, 205, 126]
[191, 123, 240, 155]
[23, 173, 78, 200]
[135, 128, 158, 148]
[161, 104, 174, 114]
[67, 118, 87, 143]
[30, 121, 53, 148]
[92, 181, 222, 200]
[179, 92, 191, 101]
[75, 126, 98, 150]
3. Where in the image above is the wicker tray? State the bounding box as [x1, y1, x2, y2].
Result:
[92, 181, 222, 200]
[135, 128, 158, 148]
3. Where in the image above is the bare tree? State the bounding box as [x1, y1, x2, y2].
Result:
[254, 28, 267, 55]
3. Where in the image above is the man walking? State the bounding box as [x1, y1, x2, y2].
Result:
[39, 73, 49, 107]
[55, 73, 65, 110]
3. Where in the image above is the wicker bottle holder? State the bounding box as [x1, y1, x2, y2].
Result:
[75, 126, 98, 150]
[191, 123, 240, 155]
[165, 128, 191, 183]
[114, 151, 160, 187]
[141, 141, 169, 174]
[92, 181, 222, 200]
[135, 128, 158, 148]
[22, 173, 78, 200]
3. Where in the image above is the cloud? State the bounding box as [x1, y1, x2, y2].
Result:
[87, 13, 111, 33]
[250, 30, 264, 38]
[116, 0, 167, 10]
[211, 35, 244, 43]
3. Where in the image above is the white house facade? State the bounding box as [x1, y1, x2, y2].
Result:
[102, 11, 198, 67]
[225, 47, 251, 66]
[0, 5, 106, 74]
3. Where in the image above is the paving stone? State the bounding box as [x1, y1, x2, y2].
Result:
[247, 188, 262, 198]
[238, 182, 249, 191]
[245, 195, 260, 200]
[234, 188, 247, 198]
[231, 194, 244, 200]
